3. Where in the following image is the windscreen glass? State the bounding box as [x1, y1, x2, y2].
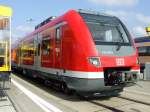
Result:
[80, 13, 131, 45]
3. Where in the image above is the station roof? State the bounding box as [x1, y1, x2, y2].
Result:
[0, 5, 12, 17]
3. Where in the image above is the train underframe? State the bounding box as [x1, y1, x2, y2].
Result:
[12, 66, 140, 96]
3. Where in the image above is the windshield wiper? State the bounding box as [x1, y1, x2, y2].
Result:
[116, 42, 122, 51]
[115, 26, 124, 51]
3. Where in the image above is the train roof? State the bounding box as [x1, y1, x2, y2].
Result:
[35, 9, 115, 31]
[77, 9, 114, 17]
[20, 9, 119, 43]
[135, 36, 150, 43]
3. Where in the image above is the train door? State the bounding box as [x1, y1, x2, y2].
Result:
[41, 30, 53, 68]
[54, 27, 62, 69]
[34, 33, 41, 68]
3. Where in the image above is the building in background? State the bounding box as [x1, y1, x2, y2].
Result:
[135, 27, 150, 73]
[0, 5, 12, 80]
[146, 27, 150, 36]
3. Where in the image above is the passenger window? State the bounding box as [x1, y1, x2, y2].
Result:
[21, 41, 34, 58]
[42, 36, 51, 56]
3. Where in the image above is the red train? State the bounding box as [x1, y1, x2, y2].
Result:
[12, 9, 140, 94]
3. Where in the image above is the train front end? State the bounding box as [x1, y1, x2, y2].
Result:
[76, 10, 140, 93]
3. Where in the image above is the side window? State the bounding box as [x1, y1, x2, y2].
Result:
[56, 27, 61, 43]
[22, 42, 34, 58]
[42, 36, 51, 56]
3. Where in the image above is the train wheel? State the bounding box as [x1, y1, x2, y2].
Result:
[44, 80, 52, 87]
[22, 69, 27, 75]
[61, 83, 73, 95]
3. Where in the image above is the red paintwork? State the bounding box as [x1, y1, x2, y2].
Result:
[12, 10, 139, 73]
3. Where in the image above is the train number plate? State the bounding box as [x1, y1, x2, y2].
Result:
[116, 58, 125, 66]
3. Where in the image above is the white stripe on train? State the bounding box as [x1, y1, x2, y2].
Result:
[20, 65, 104, 79]
[19, 64, 140, 79]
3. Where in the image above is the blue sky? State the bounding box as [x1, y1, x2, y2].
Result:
[1, 0, 150, 42]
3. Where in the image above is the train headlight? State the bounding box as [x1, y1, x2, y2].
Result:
[88, 57, 100, 67]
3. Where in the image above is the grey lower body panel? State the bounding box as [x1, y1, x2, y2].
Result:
[14, 68, 135, 93]
[62, 76, 127, 93]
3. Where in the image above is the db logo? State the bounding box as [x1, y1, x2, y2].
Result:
[116, 58, 125, 66]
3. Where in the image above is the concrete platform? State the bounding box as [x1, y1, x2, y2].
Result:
[0, 95, 16, 112]
[0, 81, 16, 112]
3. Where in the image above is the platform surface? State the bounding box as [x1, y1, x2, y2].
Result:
[0, 96, 16, 112]
[1, 75, 150, 112]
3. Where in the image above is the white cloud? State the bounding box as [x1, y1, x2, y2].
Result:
[16, 25, 34, 33]
[132, 26, 147, 37]
[105, 10, 128, 21]
[136, 14, 150, 24]
[105, 10, 150, 24]
[88, 0, 139, 6]
[105, 10, 150, 37]
[11, 25, 34, 44]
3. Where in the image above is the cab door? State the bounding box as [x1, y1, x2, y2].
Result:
[54, 27, 62, 69]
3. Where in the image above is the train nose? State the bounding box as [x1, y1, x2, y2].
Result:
[104, 69, 139, 86]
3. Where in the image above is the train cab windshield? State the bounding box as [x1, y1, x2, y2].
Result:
[80, 13, 132, 46]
